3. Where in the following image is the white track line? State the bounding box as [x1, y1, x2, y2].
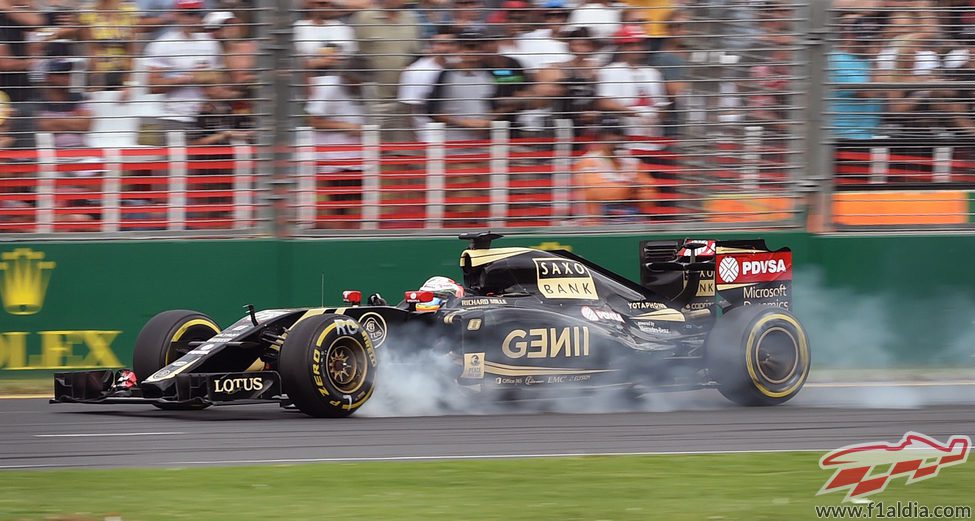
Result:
[34, 432, 186, 438]
[167, 448, 835, 466]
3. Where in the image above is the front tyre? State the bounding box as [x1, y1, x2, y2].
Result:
[279, 314, 377, 418]
[132, 309, 220, 411]
[706, 305, 810, 406]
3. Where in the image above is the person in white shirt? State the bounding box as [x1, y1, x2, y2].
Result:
[567, 0, 621, 42]
[307, 71, 366, 163]
[144, 0, 221, 134]
[597, 25, 668, 152]
[306, 69, 368, 228]
[502, 1, 571, 71]
[293, 0, 357, 77]
[397, 27, 458, 142]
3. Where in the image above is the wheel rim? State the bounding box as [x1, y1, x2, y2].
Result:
[166, 321, 219, 364]
[325, 339, 368, 394]
[755, 326, 799, 385]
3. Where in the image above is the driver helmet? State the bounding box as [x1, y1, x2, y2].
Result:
[417, 276, 464, 311]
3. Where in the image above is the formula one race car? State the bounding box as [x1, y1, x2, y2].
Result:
[52, 232, 810, 417]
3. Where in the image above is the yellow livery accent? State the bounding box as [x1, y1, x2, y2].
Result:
[745, 313, 809, 398]
[633, 309, 685, 322]
[460, 247, 534, 267]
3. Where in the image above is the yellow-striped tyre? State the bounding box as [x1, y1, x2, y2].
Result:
[279, 313, 378, 418]
[133, 309, 220, 410]
[706, 305, 811, 406]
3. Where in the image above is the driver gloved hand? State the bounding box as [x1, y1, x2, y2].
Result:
[367, 293, 387, 306]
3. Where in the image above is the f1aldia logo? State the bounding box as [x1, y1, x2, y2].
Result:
[818, 431, 971, 501]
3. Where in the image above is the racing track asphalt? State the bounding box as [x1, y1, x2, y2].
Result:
[2, 382, 975, 469]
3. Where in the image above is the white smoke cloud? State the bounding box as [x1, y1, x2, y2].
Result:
[357, 269, 975, 417]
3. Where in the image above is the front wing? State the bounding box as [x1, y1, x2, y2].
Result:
[50, 370, 284, 407]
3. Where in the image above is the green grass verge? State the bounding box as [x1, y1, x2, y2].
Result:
[0, 372, 53, 396]
[1, 453, 973, 521]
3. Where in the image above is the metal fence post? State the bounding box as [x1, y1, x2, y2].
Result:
[103, 148, 122, 232]
[803, 0, 833, 231]
[167, 130, 187, 231]
[426, 122, 446, 229]
[552, 119, 573, 220]
[233, 143, 254, 229]
[295, 127, 316, 229]
[256, 0, 295, 237]
[489, 120, 510, 228]
[36, 133, 56, 234]
[362, 124, 381, 230]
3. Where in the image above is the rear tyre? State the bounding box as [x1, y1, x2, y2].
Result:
[706, 305, 810, 406]
[279, 314, 378, 418]
[133, 309, 220, 411]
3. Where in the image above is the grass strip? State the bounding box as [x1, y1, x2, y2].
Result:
[1, 452, 973, 521]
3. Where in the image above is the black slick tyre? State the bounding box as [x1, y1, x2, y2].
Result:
[133, 310, 220, 410]
[279, 313, 378, 418]
[706, 305, 810, 406]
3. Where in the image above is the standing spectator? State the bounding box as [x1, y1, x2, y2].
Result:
[426, 29, 496, 141]
[79, 0, 140, 91]
[37, 59, 99, 224]
[884, 33, 959, 139]
[622, 0, 674, 51]
[876, 7, 943, 78]
[137, 0, 177, 43]
[485, 0, 530, 55]
[306, 68, 367, 228]
[649, 9, 690, 138]
[503, 0, 571, 71]
[204, 10, 257, 117]
[0, 0, 45, 147]
[36, 59, 93, 148]
[829, 13, 886, 185]
[29, 1, 81, 67]
[350, 0, 422, 141]
[144, 0, 221, 136]
[567, 0, 621, 42]
[397, 26, 457, 142]
[188, 70, 253, 146]
[530, 28, 617, 139]
[521, 0, 569, 41]
[452, 0, 486, 33]
[294, 0, 357, 78]
[415, 0, 453, 40]
[482, 31, 530, 129]
[597, 25, 668, 151]
[745, 34, 794, 136]
[572, 115, 656, 223]
[136, 0, 217, 43]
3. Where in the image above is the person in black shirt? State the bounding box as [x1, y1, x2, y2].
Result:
[0, 0, 44, 148]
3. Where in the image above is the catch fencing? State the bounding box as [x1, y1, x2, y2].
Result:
[0, 0, 972, 239]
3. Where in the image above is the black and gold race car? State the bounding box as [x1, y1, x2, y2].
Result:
[51, 232, 810, 418]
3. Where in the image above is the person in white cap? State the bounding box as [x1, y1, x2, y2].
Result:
[203, 10, 257, 110]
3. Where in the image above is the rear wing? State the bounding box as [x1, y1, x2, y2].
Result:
[639, 239, 793, 312]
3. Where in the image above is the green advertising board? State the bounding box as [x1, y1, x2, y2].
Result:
[1, 233, 973, 372]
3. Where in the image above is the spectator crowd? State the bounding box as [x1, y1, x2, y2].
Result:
[1, 0, 973, 227]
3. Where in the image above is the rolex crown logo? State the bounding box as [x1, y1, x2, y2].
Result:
[0, 248, 55, 316]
